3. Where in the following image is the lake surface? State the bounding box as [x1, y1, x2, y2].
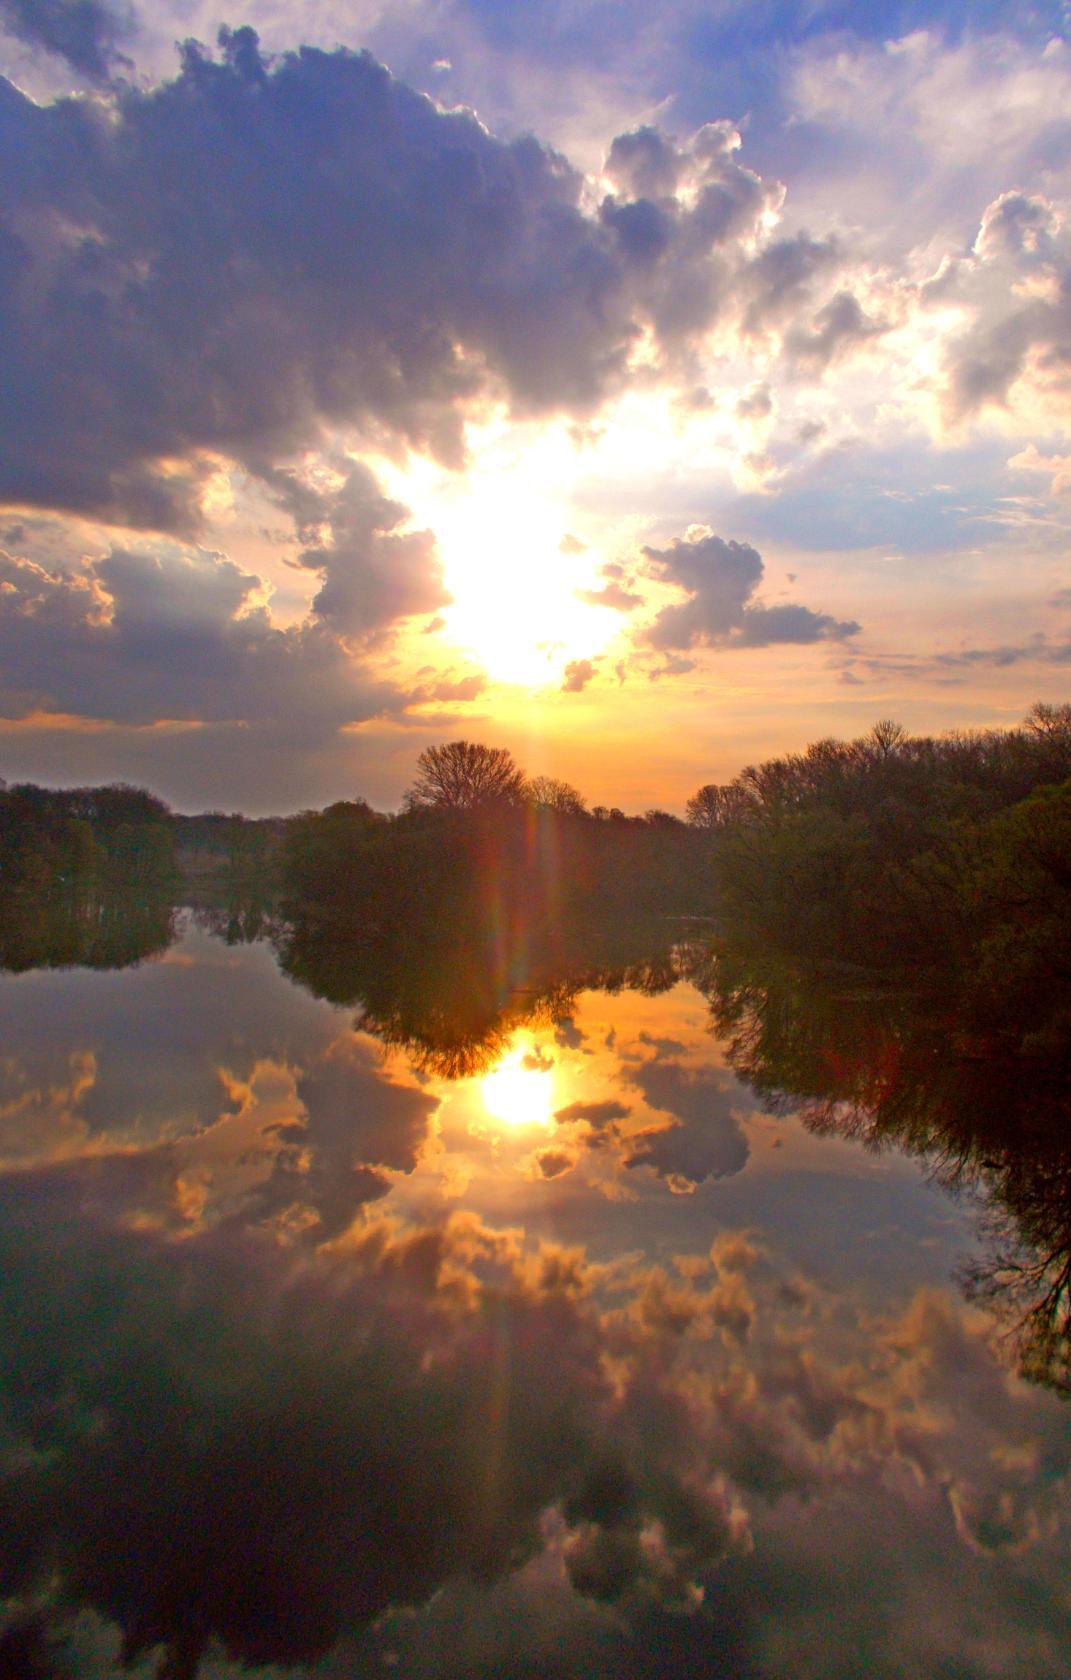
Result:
[1, 906, 1069, 1678]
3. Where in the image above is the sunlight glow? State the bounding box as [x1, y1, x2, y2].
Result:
[481, 1046, 554, 1129]
[383, 423, 624, 688]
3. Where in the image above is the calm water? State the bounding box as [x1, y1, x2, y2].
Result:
[1, 906, 1069, 1678]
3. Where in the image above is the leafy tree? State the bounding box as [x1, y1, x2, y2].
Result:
[403, 741, 527, 812]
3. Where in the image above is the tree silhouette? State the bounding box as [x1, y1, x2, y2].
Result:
[403, 741, 527, 812]
[526, 775, 587, 814]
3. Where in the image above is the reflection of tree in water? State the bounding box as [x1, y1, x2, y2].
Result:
[189, 899, 281, 949]
[689, 942, 1071, 1395]
[0, 882, 176, 973]
[277, 797, 708, 1076]
[0, 783, 179, 972]
[277, 910, 682, 1079]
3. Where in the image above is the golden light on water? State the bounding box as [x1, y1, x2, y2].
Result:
[481, 1046, 554, 1129]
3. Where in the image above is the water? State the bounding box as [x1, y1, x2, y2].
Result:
[1, 906, 1068, 1678]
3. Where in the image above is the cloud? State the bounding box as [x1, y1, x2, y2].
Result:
[934, 634, 1071, 670]
[641, 529, 859, 652]
[248, 1035, 440, 1242]
[535, 1145, 577, 1177]
[740, 232, 839, 337]
[554, 1098, 632, 1129]
[736, 381, 772, 420]
[0, 1019, 1069, 1680]
[0, 540, 404, 735]
[0, 1193, 751, 1674]
[0, 36, 785, 532]
[0, 0, 131, 80]
[562, 658, 597, 692]
[785, 28, 1071, 263]
[604, 125, 685, 200]
[930, 191, 1071, 430]
[576, 580, 643, 611]
[0, 922, 336, 1147]
[279, 459, 448, 641]
[1008, 443, 1071, 498]
[783, 289, 887, 375]
[623, 1059, 750, 1189]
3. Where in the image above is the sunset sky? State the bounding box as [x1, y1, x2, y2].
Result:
[2, 0, 1070, 812]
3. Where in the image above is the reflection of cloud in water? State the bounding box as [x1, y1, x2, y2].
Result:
[0, 1179, 1068, 1680]
[0, 924, 341, 1158]
[623, 1060, 751, 1191]
[1, 919, 1069, 1676]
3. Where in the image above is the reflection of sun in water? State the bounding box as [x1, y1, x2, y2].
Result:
[481, 1046, 554, 1129]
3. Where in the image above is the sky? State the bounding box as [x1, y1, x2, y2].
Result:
[1, 0, 1070, 812]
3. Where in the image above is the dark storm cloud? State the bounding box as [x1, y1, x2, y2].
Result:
[641, 530, 859, 653]
[0, 0, 131, 80]
[0, 35, 779, 532]
[0, 541, 404, 732]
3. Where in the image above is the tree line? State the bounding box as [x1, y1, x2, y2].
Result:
[279, 741, 714, 938]
[0, 781, 179, 969]
[680, 701, 1071, 1394]
[686, 702, 1071, 1008]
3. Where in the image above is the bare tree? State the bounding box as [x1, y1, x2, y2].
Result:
[685, 784, 728, 828]
[404, 741, 527, 812]
[866, 719, 908, 759]
[1026, 701, 1071, 741]
[526, 775, 587, 815]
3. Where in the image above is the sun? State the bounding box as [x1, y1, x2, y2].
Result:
[436, 488, 619, 687]
[481, 1046, 554, 1129]
[382, 423, 624, 689]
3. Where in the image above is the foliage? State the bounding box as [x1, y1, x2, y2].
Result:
[0, 781, 178, 970]
[278, 747, 713, 1074]
[682, 703, 1071, 1394]
[686, 705, 1071, 979]
[279, 867, 683, 1077]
